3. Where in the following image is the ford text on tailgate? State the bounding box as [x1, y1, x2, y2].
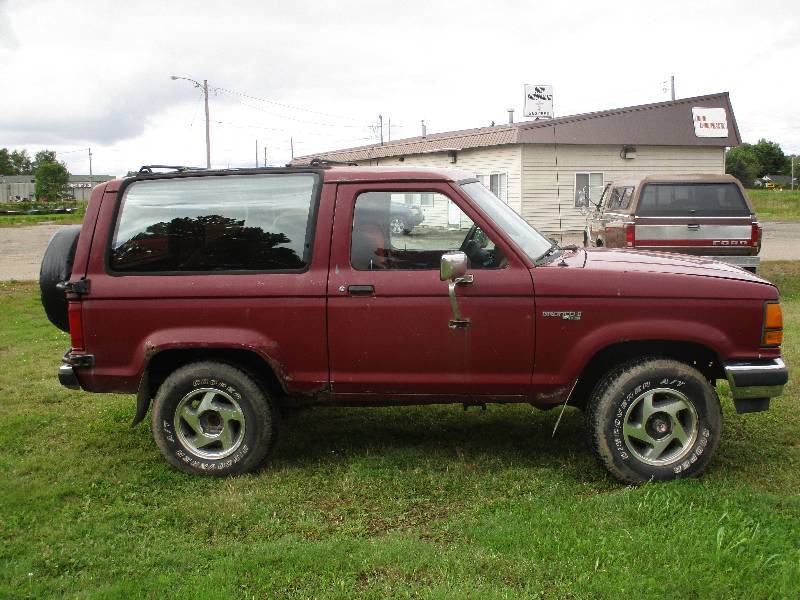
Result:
[39, 165, 788, 483]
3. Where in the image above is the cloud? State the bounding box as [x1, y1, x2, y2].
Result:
[1, 0, 799, 173]
[0, 0, 19, 50]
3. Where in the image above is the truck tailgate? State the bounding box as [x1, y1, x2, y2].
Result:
[634, 216, 758, 256]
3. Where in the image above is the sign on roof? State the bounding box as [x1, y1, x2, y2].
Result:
[524, 84, 553, 120]
[692, 107, 728, 138]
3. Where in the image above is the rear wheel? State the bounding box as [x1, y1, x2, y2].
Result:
[586, 358, 721, 483]
[151, 361, 278, 476]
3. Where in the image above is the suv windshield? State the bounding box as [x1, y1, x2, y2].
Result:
[460, 181, 551, 262]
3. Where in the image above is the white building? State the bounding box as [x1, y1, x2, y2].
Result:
[0, 174, 114, 202]
[294, 93, 741, 237]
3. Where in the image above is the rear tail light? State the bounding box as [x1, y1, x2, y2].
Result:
[762, 301, 783, 347]
[67, 302, 85, 350]
[751, 222, 762, 249]
[624, 222, 635, 247]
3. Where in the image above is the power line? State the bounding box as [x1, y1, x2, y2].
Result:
[213, 85, 372, 124]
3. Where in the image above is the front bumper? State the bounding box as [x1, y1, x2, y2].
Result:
[724, 358, 788, 413]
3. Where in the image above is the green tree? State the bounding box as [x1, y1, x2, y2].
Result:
[752, 139, 786, 177]
[32, 150, 58, 172]
[10, 149, 32, 175]
[35, 161, 70, 201]
[0, 148, 12, 174]
[726, 144, 760, 186]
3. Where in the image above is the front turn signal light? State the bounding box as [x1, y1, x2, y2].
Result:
[762, 302, 783, 347]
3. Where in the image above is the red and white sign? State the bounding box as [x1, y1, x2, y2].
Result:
[692, 107, 728, 138]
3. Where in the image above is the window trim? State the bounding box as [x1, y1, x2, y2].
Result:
[104, 169, 324, 277]
[574, 172, 604, 208]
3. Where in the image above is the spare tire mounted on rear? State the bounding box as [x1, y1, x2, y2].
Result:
[39, 225, 81, 333]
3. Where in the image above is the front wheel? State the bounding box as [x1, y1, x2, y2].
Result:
[389, 216, 407, 235]
[151, 361, 278, 476]
[586, 358, 721, 484]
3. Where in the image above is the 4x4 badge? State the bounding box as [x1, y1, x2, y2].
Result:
[542, 311, 582, 321]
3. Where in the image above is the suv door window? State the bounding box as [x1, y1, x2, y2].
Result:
[110, 173, 317, 272]
[350, 191, 504, 270]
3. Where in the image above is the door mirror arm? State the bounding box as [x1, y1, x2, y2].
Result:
[440, 252, 473, 329]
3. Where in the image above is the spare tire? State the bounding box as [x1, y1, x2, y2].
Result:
[39, 225, 82, 332]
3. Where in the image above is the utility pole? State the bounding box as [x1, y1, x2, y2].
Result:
[264, 146, 267, 167]
[378, 114, 384, 145]
[792, 154, 795, 190]
[388, 117, 391, 142]
[88, 147, 93, 187]
[670, 75, 675, 100]
[203, 79, 211, 168]
[171, 76, 212, 168]
[255, 139, 258, 167]
[290, 137, 294, 160]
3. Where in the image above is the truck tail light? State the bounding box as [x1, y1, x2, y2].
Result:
[751, 222, 762, 249]
[762, 301, 783, 346]
[68, 302, 85, 350]
[625, 222, 635, 247]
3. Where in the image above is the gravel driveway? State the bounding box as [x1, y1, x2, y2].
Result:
[1, 221, 798, 281]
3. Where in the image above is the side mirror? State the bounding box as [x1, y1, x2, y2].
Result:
[440, 252, 472, 329]
[440, 251, 468, 282]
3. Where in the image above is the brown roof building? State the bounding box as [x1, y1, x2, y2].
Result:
[294, 93, 741, 237]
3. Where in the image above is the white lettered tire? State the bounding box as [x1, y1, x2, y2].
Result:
[587, 358, 722, 484]
[151, 361, 277, 476]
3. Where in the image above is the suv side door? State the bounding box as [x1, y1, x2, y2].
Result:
[326, 181, 535, 401]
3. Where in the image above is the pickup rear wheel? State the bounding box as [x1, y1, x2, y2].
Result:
[151, 361, 277, 476]
[586, 358, 721, 484]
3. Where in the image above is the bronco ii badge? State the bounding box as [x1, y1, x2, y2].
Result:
[542, 311, 582, 321]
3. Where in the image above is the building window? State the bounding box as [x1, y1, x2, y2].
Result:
[477, 173, 508, 203]
[575, 172, 604, 207]
[402, 193, 434, 207]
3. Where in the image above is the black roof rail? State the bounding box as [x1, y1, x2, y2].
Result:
[307, 158, 359, 167]
[138, 165, 204, 174]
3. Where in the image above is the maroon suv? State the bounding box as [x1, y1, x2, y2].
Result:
[40, 165, 788, 483]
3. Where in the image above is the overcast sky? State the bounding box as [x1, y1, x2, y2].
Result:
[1, 0, 798, 176]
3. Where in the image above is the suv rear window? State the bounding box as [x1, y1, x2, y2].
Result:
[637, 183, 750, 217]
[110, 174, 317, 273]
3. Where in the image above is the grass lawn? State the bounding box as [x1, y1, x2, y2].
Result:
[0, 203, 86, 228]
[748, 189, 800, 222]
[1, 263, 798, 598]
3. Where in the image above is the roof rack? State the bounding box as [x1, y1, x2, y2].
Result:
[138, 165, 205, 174]
[306, 158, 359, 167]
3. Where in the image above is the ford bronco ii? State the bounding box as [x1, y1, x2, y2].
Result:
[40, 165, 788, 482]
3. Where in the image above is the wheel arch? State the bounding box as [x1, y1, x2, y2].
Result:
[568, 340, 724, 409]
[132, 347, 287, 426]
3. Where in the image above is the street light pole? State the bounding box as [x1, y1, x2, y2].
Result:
[171, 75, 211, 168]
[203, 79, 211, 169]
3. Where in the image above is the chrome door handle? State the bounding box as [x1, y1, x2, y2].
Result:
[688, 224, 700, 230]
[347, 284, 374, 296]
